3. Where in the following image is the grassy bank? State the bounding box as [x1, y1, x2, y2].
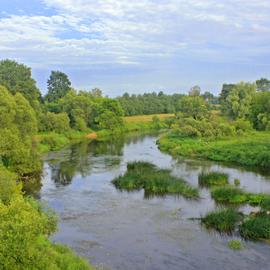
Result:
[158, 131, 270, 170]
[37, 113, 173, 153]
[124, 113, 173, 132]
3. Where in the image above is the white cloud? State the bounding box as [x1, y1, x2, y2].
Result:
[0, 0, 269, 69]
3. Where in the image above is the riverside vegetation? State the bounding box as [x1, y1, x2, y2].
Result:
[112, 161, 199, 198]
[1, 58, 270, 269]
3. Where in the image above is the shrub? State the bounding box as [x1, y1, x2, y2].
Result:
[40, 112, 70, 133]
[201, 208, 243, 233]
[198, 171, 229, 187]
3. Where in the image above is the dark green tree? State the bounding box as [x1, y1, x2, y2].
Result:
[0, 59, 41, 109]
[45, 71, 71, 103]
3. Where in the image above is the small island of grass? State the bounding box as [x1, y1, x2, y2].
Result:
[201, 208, 243, 233]
[198, 171, 229, 187]
[112, 161, 199, 199]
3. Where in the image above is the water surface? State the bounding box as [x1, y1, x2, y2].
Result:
[40, 133, 270, 270]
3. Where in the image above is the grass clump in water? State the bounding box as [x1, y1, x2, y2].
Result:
[112, 161, 199, 199]
[234, 178, 240, 186]
[239, 213, 270, 240]
[198, 171, 229, 187]
[228, 239, 244, 250]
[211, 186, 248, 204]
[201, 208, 243, 233]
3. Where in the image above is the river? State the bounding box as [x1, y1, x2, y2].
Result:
[38, 133, 270, 270]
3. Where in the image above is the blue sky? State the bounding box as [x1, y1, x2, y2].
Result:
[0, 0, 270, 96]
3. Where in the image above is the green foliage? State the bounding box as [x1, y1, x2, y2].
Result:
[211, 186, 247, 204]
[40, 112, 70, 133]
[225, 82, 256, 119]
[228, 240, 244, 250]
[260, 197, 270, 212]
[0, 86, 41, 175]
[171, 117, 237, 139]
[0, 59, 41, 109]
[117, 92, 184, 116]
[112, 161, 199, 199]
[178, 96, 210, 120]
[158, 131, 270, 170]
[0, 166, 21, 204]
[239, 214, 270, 240]
[250, 91, 270, 131]
[198, 171, 229, 187]
[234, 179, 240, 186]
[201, 208, 243, 233]
[45, 71, 72, 103]
[96, 110, 124, 132]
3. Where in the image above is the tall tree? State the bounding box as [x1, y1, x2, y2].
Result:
[256, 78, 270, 92]
[179, 96, 210, 120]
[0, 59, 41, 109]
[226, 82, 256, 119]
[189, 85, 201, 96]
[45, 71, 71, 103]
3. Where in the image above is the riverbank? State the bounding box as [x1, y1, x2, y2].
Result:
[37, 114, 173, 153]
[158, 131, 270, 170]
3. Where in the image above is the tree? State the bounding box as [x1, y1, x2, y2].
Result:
[39, 112, 70, 133]
[250, 91, 270, 130]
[0, 86, 41, 176]
[220, 84, 235, 113]
[45, 71, 71, 103]
[256, 78, 270, 92]
[0, 59, 41, 109]
[178, 96, 210, 120]
[225, 82, 256, 119]
[189, 85, 201, 96]
[91, 88, 103, 97]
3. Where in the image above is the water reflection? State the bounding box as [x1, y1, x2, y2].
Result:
[38, 133, 270, 270]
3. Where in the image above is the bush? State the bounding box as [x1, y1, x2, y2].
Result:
[40, 112, 70, 133]
[201, 208, 243, 233]
[198, 171, 229, 187]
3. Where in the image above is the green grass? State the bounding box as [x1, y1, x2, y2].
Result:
[112, 161, 199, 199]
[211, 187, 270, 211]
[234, 178, 241, 186]
[158, 131, 270, 170]
[211, 186, 248, 205]
[201, 208, 243, 233]
[239, 213, 270, 240]
[198, 171, 229, 187]
[36, 130, 91, 153]
[228, 239, 244, 250]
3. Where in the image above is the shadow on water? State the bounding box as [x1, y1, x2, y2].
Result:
[33, 132, 270, 270]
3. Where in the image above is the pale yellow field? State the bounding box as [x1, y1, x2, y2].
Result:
[124, 114, 175, 123]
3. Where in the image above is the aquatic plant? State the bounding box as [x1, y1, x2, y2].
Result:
[228, 239, 244, 250]
[234, 178, 240, 186]
[201, 208, 243, 233]
[198, 171, 229, 187]
[112, 161, 199, 199]
[239, 213, 270, 240]
[211, 186, 247, 204]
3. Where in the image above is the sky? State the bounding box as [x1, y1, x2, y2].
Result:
[0, 0, 270, 96]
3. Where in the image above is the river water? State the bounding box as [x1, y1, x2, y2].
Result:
[39, 133, 270, 270]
